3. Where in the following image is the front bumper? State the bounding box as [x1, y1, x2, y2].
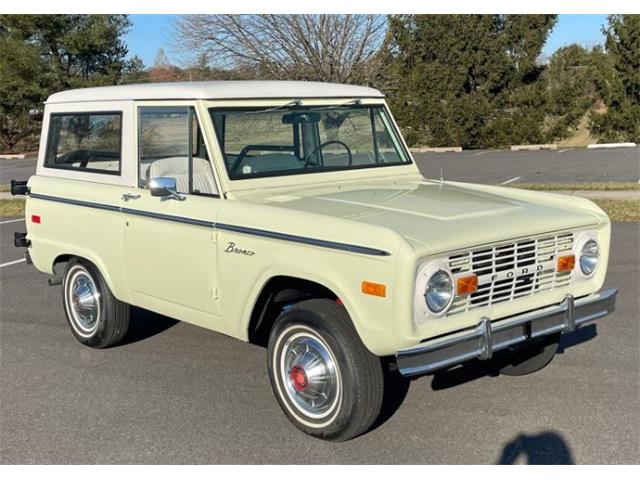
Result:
[396, 288, 617, 377]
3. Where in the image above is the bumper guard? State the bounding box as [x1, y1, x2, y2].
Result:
[396, 288, 617, 377]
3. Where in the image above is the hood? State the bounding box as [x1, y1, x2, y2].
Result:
[241, 180, 600, 255]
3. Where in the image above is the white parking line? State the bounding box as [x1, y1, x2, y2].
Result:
[0, 218, 25, 225]
[500, 176, 521, 185]
[558, 148, 574, 154]
[474, 151, 491, 156]
[0, 258, 25, 268]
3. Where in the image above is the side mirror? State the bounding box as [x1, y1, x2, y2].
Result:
[149, 177, 184, 201]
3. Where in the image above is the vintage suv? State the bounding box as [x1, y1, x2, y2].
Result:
[12, 81, 617, 441]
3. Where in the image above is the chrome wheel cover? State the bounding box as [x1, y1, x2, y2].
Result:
[65, 266, 100, 337]
[278, 327, 341, 421]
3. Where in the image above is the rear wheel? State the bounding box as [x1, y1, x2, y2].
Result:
[497, 332, 561, 376]
[62, 258, 130, 348]
[267, 299, 384, 441]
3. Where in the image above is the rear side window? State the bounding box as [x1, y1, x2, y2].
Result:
[45, 112, 122, 175]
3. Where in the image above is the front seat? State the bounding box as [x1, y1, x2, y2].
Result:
[147, 156, 217, 195]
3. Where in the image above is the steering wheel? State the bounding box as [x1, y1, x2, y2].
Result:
[231, 146, 256, 173]
[304, 140, 353, 168]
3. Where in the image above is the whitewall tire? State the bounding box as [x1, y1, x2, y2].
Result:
[267, 299, 383, 441]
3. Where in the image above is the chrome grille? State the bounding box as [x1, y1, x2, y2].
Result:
[448, 232, 574, 314]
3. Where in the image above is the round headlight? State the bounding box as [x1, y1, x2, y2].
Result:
[580, 239, 599, 276]
[424, 270, 454, 314]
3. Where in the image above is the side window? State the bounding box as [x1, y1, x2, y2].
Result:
[138, 106, 217, 196]
[44, 112, 121, 174]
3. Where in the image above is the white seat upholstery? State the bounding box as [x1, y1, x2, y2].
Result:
[238, 153, 301, 174]
[147, 156, 217, 195]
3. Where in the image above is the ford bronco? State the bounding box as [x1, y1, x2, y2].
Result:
[12, 81, 617, 441]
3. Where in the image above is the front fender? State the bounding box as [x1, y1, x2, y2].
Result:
[218, 241, 402, 356]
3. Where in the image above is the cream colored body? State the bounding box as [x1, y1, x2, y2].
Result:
[25, 88, 611, 357]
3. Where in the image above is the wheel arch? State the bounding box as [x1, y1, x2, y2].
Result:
[239, 265, 394, 356]
[247, 275, 340, 347]
[50, 250, 126, 302]
[52, 253, 73, 276]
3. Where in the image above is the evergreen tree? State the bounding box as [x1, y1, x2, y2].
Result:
[591, 14, 640, 142]
[0, 14, 131, 151]
[0, 31, 47, 151]
[122, 55, 148, 84]
[383, 14, 556, 148]
[543, 44, 612, 141]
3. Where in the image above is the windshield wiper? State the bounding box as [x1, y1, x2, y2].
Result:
[257, 99, 302, 113]
[338, 98, 362, 107]
[311, 98, 363, 111]
[257, 98, 364, 114]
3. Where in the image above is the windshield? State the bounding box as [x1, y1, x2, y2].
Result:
[210, 104, 411, 180]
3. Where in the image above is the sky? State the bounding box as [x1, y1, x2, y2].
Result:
[124, 14, 609, 67]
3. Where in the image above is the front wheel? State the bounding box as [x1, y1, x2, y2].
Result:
[267, 299, 384, 441]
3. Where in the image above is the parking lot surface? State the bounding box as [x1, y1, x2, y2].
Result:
[0, 217, 638, 464]
[414, 146, 640, 184]
[0, 157, 36, 187]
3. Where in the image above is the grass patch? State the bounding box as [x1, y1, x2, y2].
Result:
[592, 199, 640, 222]
[515, 182, 640, 191]
[0, 199, 25, 217]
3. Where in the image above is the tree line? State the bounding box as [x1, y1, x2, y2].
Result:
[1, 14, 638, 152]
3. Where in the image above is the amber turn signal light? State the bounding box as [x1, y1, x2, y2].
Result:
[362, 281, 386, 297]
[456, 274, 478, 296]
[557, 254, 576, 272]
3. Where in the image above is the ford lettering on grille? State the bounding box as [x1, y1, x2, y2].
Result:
[479, 260, 556, 284]
[447, 232, 574, 314]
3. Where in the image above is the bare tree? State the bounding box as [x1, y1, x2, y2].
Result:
[149, 48, 182, 82]
[173, 15, 386, 84]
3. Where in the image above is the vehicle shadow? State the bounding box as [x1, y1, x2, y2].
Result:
[430, 324, 598, 391]
[367, 360, 411, 433]
[118, 307, 179, 346]
[557, 324, 598, 353]
[497, 431, 575, 464]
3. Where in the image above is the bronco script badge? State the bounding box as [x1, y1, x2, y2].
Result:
[224, 241, 256, 256]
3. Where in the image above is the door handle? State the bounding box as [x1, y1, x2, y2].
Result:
[122, 193, 141, 202]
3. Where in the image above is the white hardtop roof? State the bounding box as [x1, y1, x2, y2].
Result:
[46, 80, 385, 104]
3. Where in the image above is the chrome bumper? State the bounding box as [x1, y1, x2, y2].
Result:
[396, 288, 617, 377]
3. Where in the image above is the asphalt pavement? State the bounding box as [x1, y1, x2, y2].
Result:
[0, 157, 36, 187]
[414, 146, 640, 184]
[1, 148, 639, 464]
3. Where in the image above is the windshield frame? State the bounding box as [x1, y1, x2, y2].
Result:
[208, 101, 414, 182]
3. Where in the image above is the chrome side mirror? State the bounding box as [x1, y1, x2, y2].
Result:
[149, 177, 185, 201]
